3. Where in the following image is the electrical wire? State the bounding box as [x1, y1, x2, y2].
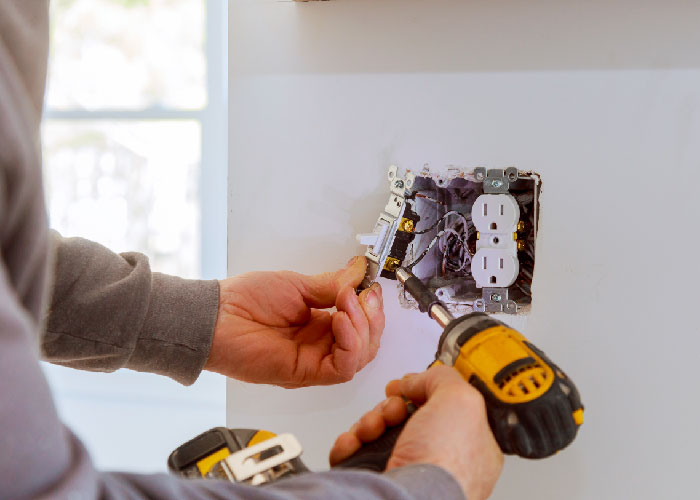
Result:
[415, 193, 446, 206]
[414, 210, 469, 235]
[405, 229, 451, 270]
[405, 209, 475, 272]
[441, 227, 471, 273]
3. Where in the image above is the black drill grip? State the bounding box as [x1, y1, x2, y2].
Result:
[334, 403, 416, 472]
[333, 421, 406, 472]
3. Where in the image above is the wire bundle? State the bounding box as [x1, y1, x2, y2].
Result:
[406, 211, 473, 273]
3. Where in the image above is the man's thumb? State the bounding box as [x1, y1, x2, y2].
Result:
[295, 256, 366, 308]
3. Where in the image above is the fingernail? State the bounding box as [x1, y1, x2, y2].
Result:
[365, 289, 380, 310]
[346, 256, 359, 268]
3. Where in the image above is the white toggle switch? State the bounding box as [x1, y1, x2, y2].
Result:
[357, 233, 380, 246]
[357, 219, 391, 254]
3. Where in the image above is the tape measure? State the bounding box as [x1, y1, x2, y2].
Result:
[167, 427, 308, 485]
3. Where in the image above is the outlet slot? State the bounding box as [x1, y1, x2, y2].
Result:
[472, 247, 519, 288]
[472, 194, 520, 235]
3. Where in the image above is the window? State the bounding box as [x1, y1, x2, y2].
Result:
[41, 0, 227, 472]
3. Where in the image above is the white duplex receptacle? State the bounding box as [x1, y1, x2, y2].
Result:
[471, 194, 520, 288]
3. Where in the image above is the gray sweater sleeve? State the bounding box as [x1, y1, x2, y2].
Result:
[43, 431, 465, 500]
[42, 232, 220, 385]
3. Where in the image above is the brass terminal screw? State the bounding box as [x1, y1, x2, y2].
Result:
[517, 240, 526, 251]
[384, 257, 401, 272]
[399, 219, 415, 233]
[517, 221, 526, 232]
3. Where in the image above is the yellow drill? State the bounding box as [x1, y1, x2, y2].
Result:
[337, 268, 583, 469]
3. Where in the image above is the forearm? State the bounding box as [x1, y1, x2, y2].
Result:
[43, 231, 219, 385]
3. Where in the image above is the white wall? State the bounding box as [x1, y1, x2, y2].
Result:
[227, 1, 700, 498]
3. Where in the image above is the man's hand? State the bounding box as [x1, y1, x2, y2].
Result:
[329, 366, 504, 500]
[204, 256, 384, 388]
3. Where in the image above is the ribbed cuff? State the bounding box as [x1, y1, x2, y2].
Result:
[126, 274, 220, 386]
[385, 464, 466, 500]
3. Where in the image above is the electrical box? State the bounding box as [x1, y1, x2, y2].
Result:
[358, 165, 541, 315]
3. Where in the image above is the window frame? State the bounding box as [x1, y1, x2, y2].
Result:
[43, 0, 228, 281]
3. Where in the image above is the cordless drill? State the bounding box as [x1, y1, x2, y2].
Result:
[336, 267, 583, 469]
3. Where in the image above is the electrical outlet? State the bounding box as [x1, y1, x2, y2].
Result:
[357, 166, 540, 315]
[471, 194, 520, 288]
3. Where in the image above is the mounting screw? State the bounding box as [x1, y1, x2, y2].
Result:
[394, 180, 405, 189]
[491, 179, 504, 188]
[490, 293, 502, 302]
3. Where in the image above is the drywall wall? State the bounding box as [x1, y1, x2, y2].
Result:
[227, 1, 700, 498]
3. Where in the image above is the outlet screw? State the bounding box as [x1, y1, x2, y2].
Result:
[517, 221, 526, 232]
[394, 180, 405, 189]
[491, 293, 502, 302]
[491, 179, 504, 188]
